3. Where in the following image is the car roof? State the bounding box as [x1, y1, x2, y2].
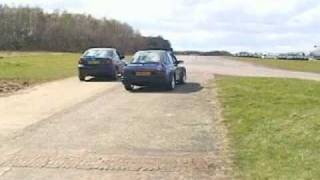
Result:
[86, 48, 116, 51]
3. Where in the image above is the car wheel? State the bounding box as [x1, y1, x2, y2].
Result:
[124, 83, 134, 91]
[166, 75, 176, 90]
[111, 69, 118, 81]
[179, 72, 186, 84]
[79, 74, 86, 81]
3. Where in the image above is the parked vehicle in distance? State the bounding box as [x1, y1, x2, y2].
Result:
[78, 48, 126, 81]
[277, 52, 308, 61]
[277, 53, 288, 60]
[122, 49, 186, 91]
[235, 52, 253, 57]
[261, 53, 278, 59]
[287, 52, 308, 60]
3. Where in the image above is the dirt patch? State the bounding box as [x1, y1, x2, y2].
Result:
[0, 81, 29, 95]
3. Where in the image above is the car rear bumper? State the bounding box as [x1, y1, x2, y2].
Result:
[78, 64, 115, 76]
[122, 74, 167, 86]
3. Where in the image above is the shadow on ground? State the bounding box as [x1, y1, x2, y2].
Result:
[83, 77, 203, 94]
[85, 77, 119, 82]
[132, 82, 203, 94]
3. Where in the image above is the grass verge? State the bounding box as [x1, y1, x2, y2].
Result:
[234, 57, 320, 74]
[216, 76, 320, 179]
[0, 52, 79, 84]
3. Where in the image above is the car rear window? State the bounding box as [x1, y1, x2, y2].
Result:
[83, 49, 113, 58]
[132, 51, 162, 64]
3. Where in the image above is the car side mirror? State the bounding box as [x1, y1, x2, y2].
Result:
[176, 60, 184, 65]
[120, 55, 125, 60]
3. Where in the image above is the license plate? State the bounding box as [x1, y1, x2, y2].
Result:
[88, 60, 100, 65]
[136, 71, 151, 76]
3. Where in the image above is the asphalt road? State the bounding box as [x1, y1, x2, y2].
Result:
[1, 56, 320, 179]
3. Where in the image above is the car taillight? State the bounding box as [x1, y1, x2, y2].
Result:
[79, 58, 85, 64]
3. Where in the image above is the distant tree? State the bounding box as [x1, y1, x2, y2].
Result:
[145, 36, 171, 50]
[0, 5, 172, 53]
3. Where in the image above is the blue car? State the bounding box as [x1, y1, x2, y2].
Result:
[122, 49, 186, 91]
[78, 48, 126, 81]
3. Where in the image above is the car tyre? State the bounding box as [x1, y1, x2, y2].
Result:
[124, 83, 134, 91]
[166, 75, 176, 90]
[79, 74, 86, 81]
[111, 69, 118, 81]
[178, 72, 186, 84]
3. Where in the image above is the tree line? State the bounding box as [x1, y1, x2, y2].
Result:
[0, 5, 171, 53]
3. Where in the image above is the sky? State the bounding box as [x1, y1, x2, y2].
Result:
[2, 0, 320, 53]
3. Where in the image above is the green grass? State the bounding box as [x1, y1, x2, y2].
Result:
[0, 52, 80, 84]
[216, 76, 320, 179]
[0, 51, 67, 57]
[234, 57, 320, 74]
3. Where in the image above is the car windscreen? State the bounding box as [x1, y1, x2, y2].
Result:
[132, 51, 162, 64]
[83, 49, 113, 58]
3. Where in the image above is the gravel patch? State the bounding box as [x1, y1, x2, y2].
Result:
[0, 81, 29, 95]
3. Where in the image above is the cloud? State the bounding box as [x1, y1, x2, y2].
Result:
[2, 0, 320, 52]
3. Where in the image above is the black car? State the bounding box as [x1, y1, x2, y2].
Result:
[78, 48, 126, 81]
[122, 50, 186, 91]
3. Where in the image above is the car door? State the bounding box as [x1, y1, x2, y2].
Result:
[113, 50, 124, 73]
[165, 52, 177, 79]
[169, 52, 181, 80]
